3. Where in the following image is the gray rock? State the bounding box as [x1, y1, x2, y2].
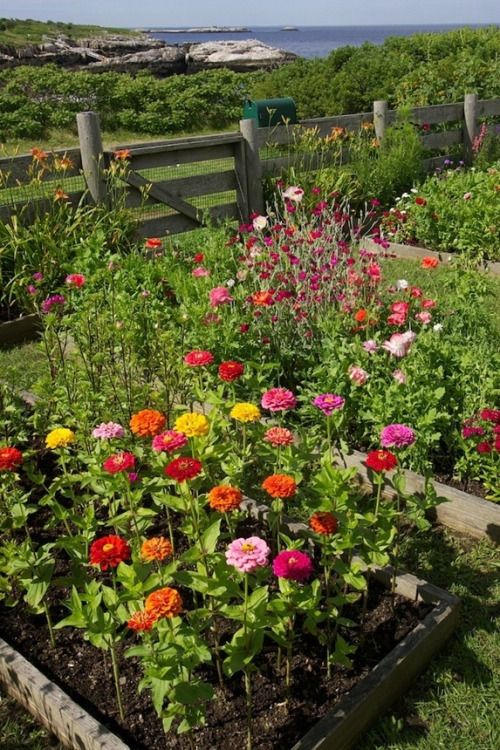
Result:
[87, 46, 188, 75]
[186, 39, 296, 72]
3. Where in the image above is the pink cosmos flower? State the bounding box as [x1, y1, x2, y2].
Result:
[415, 311, 432, 325]
[225, 537, 270, 574]
[209, 286, 234, 308]
[261, 388, 297, 412]
[380, 424, 416, 449]
[392, 369, 407, 384]
[348, 365, 369, 385]
[272, 550, 313, 582]
[313, 393, 345, 416]
[264, 427, 294, 447]
[151, 430, 188, 453]
[362, 340, 378, 354]
[66, 273, 86, 288]
[382, 331, 416, 358]
[92, 422, 125, 439]
[192, 266, 210, 277]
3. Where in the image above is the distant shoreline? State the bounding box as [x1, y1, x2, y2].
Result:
[142, 26, 250, 34]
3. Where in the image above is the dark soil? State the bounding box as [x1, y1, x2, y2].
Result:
[0, 581, 432, 750]
[434, 473, 487, 500]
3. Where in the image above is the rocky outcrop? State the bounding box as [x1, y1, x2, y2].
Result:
[0, 35, 297, 76]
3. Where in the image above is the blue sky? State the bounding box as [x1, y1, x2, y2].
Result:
[3, 1, 500, 27]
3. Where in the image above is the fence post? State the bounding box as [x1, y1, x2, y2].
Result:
[373, 100, 388, 142]
[463, 92, 478, 165]
[76, 111, 108, 205]
[239, 118, 264, 216]
[234, 138, 250, 222]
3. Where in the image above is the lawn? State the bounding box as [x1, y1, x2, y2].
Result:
[0, 19, 139, 47]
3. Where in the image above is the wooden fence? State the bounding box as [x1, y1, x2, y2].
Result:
[0, 93, 499, 237]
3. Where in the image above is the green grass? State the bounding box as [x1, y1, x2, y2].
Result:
[0, 18, 139, 47]
[0, 341, 47, 391]
[0, 530, 497, 749]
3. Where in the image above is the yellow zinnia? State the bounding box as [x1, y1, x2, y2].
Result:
[174, 412, 210, 438]
[230, 403, 261, 423]
[45, 427, 75, 449]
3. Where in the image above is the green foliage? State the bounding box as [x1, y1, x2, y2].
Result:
[0, 17, 138, 47]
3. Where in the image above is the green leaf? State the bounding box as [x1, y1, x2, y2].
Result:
[173, 681, 214, 705]
[200, 519, 221, 555]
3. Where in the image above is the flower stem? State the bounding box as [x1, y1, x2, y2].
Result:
[110, 641, 124, 721]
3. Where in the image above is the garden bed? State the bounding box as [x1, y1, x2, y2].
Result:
[0, 564, 459, 750]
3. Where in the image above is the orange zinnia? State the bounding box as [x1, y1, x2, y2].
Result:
[208, 485, 242, 512]
[127, 610, 156, 632]
[130, 409, 166, 437]
[421, 256, 439, 269]
[309, 511, 338, 536]
[354, 308, 367, 323]
[141, 536, 173, 562]
[145, 587, 183, 620]
[114, 149, 131, 160]
[262, 474, 297, 499]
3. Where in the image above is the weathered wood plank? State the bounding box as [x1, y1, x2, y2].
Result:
[124, 170, 201, 222]
[0, 638, 130, 750]
[125, 142, 235, 172]
[421, 128, 463, 149]
[136, 201, 239, 238]
[257, 112, 374, 147]
[337, 448, 500, 543]
[261, 150, 344, 176]
[0, 191, 86, 223]
[0, 148, 82, 188]
[409, 102, 464, 124]
[477, 98, 500, 117]
[113, 131, 242, 157]
[122, 169, 236, 209]
[422, 154, 456, 171]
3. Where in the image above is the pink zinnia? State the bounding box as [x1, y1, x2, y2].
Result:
[272, 550, 313, 582]
[380, 424, 416, 449]
[192, 266, 210, 278]
[392, 369, 407, 384]
[264, 427, 294, 447]
[462, 425, 485, 439]
[92, 422, 125, 439]
[313, 393, 345, 416]
[362, 340, 378, 354]
[151, 430, 188, 453]
[348, 365, 369, 385]
[382, 331, 416, 358]
[225, 537, 270, 574]
[103, 452, 136, 474]
[66, 273, 86, 288]
[415, 311, 432, 324]
[209, 286, 233, 307]
[41, 294, 65, 314]
[261, 388, 297, 412]
[184, 350, 214, 367]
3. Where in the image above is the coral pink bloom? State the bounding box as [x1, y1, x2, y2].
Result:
[209, 286, 234, 308]
[387, 312, 407, 326]
[184, 350, 214, 367]
[348, 365, 369, 385]
[421, 299, 437, 309]
[272, 550, 313, 582]
[261, 388, 297, 412]
[192, 266, 210, 277]
[66, 273, 86, 288]
[382, 331, 416, 357]
[152, 430, 188, 453]
[225, 537, 271, 574]
[392, 369, 407, 384]
[415, 311, 432, 324]
[264, 427, 294, 447]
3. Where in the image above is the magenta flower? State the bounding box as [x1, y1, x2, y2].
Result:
[151, 430, 188, 453]
[272, 550, 313, 582]
[92, 422, 125, 439]
[382, 331, 416, 358]
[261, 388, 297, 412]
[41, 294, 65, 314]
[225, 537, 271, 574]
[209, 286, 234, 308]
[313, 393, 345, 416]
[32, 272, 43, 282]
[462, 425, 485, 439]
[380, 424, 416, 449]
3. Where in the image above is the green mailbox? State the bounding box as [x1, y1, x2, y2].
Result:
[243, 97, 298, 128]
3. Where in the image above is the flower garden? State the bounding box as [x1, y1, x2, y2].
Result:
[0, 154, 499, 750]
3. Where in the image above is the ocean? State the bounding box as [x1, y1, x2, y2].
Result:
[148, 24, 498, 59]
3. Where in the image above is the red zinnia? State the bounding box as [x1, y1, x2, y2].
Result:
[421, 256, 439, 269]
[193, 252, 204, 263]
[365, 450, 397, 472]
[0, 446, 23, 472]
[184, 350, 214, 367]
[476, 441, 492, 454]
[165, 456, 202, 482]
[89, 535, 131, 570]
[218, 361, 245, 382]
[415, 196, 427, 206]
[145, 237, 162, 249]
[66, 273, 86, 288]
[103, 452, 136, 474]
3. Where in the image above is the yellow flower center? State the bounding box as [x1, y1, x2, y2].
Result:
[241, 543, 255, 553]
[102, 543, 115, 553]
[288, 557, 297, 565]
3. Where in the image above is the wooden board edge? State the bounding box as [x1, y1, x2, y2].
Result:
[0, 637, 129, 750]
[0, 314, 40, 348]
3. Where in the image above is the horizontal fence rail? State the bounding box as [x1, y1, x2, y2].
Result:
[0, 94, 498, 236]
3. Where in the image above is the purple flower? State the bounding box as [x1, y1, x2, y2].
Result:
[313, 393, 345, 416]
[380, 424, 416, 449]
[41, 294, 65, 314]
[92, 422, 125, 439]
[32, 272, 43, 282]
